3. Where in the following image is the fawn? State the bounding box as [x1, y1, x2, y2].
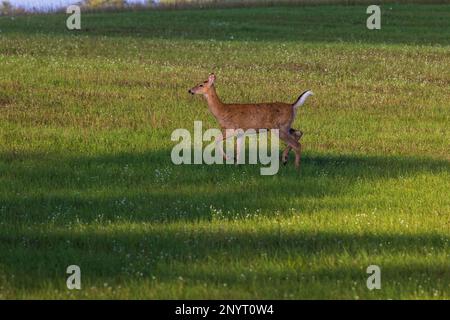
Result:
[188, 74, 313, 168]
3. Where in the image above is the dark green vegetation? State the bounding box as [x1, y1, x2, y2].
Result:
[0, 4, 449, 298]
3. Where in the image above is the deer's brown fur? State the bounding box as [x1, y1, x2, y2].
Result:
[188, 74, 313, 168]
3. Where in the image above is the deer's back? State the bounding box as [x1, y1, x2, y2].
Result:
[218, 102, 293, 130]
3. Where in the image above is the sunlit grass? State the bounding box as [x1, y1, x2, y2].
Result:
[0, 3, 449, 299]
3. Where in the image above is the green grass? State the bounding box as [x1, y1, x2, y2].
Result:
[0, 3, 449, 299]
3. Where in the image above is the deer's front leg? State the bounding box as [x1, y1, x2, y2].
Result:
[215, 131, 229, 161]
[235, 133, 244, 164]
[216, 129, 237, 162]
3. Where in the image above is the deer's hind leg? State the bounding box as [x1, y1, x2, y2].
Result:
[281, 129, 303, 165]
[280, 129, 302, 169]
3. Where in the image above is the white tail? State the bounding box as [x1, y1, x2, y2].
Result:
[293, 90, 314, 109]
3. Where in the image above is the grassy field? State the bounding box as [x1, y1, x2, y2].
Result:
[0, 3, 449, 299]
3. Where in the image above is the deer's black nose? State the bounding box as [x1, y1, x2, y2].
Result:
[188, 89, 192, 94]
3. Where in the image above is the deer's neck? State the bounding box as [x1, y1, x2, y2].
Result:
[204, 86, 225, 118]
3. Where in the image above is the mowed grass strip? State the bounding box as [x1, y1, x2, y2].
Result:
[0, 4, 449, 299]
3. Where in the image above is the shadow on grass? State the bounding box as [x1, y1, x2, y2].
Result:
[0, 227, 449, 295]
[1, 149, 449, 223]
[1, 150, 449, 296]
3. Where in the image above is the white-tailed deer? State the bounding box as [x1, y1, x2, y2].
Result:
[188, 74, 313, 168]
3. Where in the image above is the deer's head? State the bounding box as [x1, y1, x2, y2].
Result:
[188, 73, 216, 95]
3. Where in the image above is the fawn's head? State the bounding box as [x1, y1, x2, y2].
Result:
[188, 74, 216, 95]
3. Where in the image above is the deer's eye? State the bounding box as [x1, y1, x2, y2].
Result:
[199, 84, 203, 87]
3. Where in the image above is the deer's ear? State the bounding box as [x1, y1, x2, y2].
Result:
[208, 73, 216, 84]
